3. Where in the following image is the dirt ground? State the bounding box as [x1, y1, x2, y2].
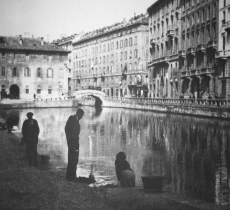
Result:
[0, 129, 229, 210]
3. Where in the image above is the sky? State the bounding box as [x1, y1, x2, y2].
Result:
[0, 0, 155, 42]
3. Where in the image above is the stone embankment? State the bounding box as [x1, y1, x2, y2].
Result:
[80, 97, 230, 119]
[1, 97, 230, 119]
[0, 128, 229, 210]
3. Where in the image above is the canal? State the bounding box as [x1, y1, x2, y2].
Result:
[5, 106, 230, 207]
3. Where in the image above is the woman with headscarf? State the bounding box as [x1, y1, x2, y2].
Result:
[115, 152, 135, 187]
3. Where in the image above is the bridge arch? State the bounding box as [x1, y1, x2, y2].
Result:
[72, 90, 106, 108]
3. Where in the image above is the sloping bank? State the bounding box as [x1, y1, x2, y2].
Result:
[0, 129, 229, 210]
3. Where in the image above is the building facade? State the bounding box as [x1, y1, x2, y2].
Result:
[217, 0, 230, 100]
[148, 0, 181, 98]
[180, 0, 219, 99]
[0, 35, 70, 100]
[71, 14, 149, 98]
[148, 0, 223, 99]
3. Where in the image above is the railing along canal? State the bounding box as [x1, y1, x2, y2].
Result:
[102, 97, 230, 108]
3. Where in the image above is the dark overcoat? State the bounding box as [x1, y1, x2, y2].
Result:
[22, 119, 40, 145]
[65, 115, 80, 150]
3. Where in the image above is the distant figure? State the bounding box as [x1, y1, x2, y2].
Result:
[115, 152, 135, 187]
[65, 108, 84, 181]
[6, 116, 14, 134]
[33, 93, 36, 100]
[22, 112, 40, 167]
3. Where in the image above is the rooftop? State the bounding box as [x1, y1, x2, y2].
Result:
[53, 13, 148, 45]
[0, 36, 70, 53]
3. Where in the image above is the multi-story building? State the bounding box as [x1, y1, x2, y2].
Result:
[0, 35, 70, 100]
[71, 14, 149, 97]
[217, 0, 230, 100]
[179, 0, 219, 99]
[148, 0, 181, 98]
[52, 33, 83, 92]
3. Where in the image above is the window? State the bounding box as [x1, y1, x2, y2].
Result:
[24, 68, 31, 77]
[26, 85, 29, 94]
[134, 49, 138, 58]
[12, 67, 17, 77]
[111, 42, 114, 50]
[103, 45, 106, 52]
[134, 36, 137, 45]
[120, 40, 123, 48]
[1, 67, 5, 76]
[2, 52, 5, 59]
[37, 68, 42, 77]
[47, 68, 53, 78]
[37, 85, 41, 94]
[129, 63, 132, 71]
[130, 50, 132, 59]
[146, 36, 149, 45]
[108, 43, 110, 51]
[59, 68, 63, 78]
[125, 39, 128, 47]
[124, 51, 127, 60]
[145, 49, 149, 58]
[129, 38, 133, 46]
[107, 55, 109, 63]
[120, 52, 123, 60]
[116, 41, 119, 49]
[48, 85, 52, 94]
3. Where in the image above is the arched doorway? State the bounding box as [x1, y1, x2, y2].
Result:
[10, 84, 20, 99]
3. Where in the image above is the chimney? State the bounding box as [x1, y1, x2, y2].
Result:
[41, 37, 44, 45]
[19, 35, 22, 45]
[134, 12, 136, 18]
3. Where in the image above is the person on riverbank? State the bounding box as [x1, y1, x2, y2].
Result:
[115, 152, 135, 188]
[65, 108, 84, 181]
[22, 112, 40, 167]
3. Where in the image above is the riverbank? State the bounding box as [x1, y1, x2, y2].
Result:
[0, 129, 229, 210]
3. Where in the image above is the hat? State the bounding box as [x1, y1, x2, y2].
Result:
[27, 112, 33, 117]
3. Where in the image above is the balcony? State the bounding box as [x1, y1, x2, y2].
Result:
[196, 44, 206, 53]
[207, 40, 217, 50]
[225, 21, 230, 32]
[216, 51, 230, 59]
[166, 29, 174, 37]
[150, 38, 157, 46]
[179, 50, 185, 58]
[186, 47, 195, 55]
[149, 56, 170, 66]
[201, 67, 212, 74]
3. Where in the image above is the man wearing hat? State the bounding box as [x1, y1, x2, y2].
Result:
[22, 112, 40, 167]
[65, 108, 84, 181]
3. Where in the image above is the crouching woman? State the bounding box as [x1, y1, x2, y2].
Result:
[115, 152, 135, 187]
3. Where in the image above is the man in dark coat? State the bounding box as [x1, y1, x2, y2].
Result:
[65, 108, 84, 181]
[22, 112, 40, 167]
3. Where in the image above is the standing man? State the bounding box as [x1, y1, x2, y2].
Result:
[22, 112, 40, 167]
[65, 108, 84, 181]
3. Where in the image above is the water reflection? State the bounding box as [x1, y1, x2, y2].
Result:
[5, 107, 230, 207]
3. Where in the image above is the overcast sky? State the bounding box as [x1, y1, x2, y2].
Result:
[0, 0, 155, 42]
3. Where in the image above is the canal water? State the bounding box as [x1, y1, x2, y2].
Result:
[5, 106, 230, 207]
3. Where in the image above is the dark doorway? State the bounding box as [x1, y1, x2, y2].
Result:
[10, 84, 20, 99]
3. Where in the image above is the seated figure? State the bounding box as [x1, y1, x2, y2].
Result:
[115, 152, 135, 188]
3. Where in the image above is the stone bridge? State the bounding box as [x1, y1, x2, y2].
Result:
[71, 90, 106, 107]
